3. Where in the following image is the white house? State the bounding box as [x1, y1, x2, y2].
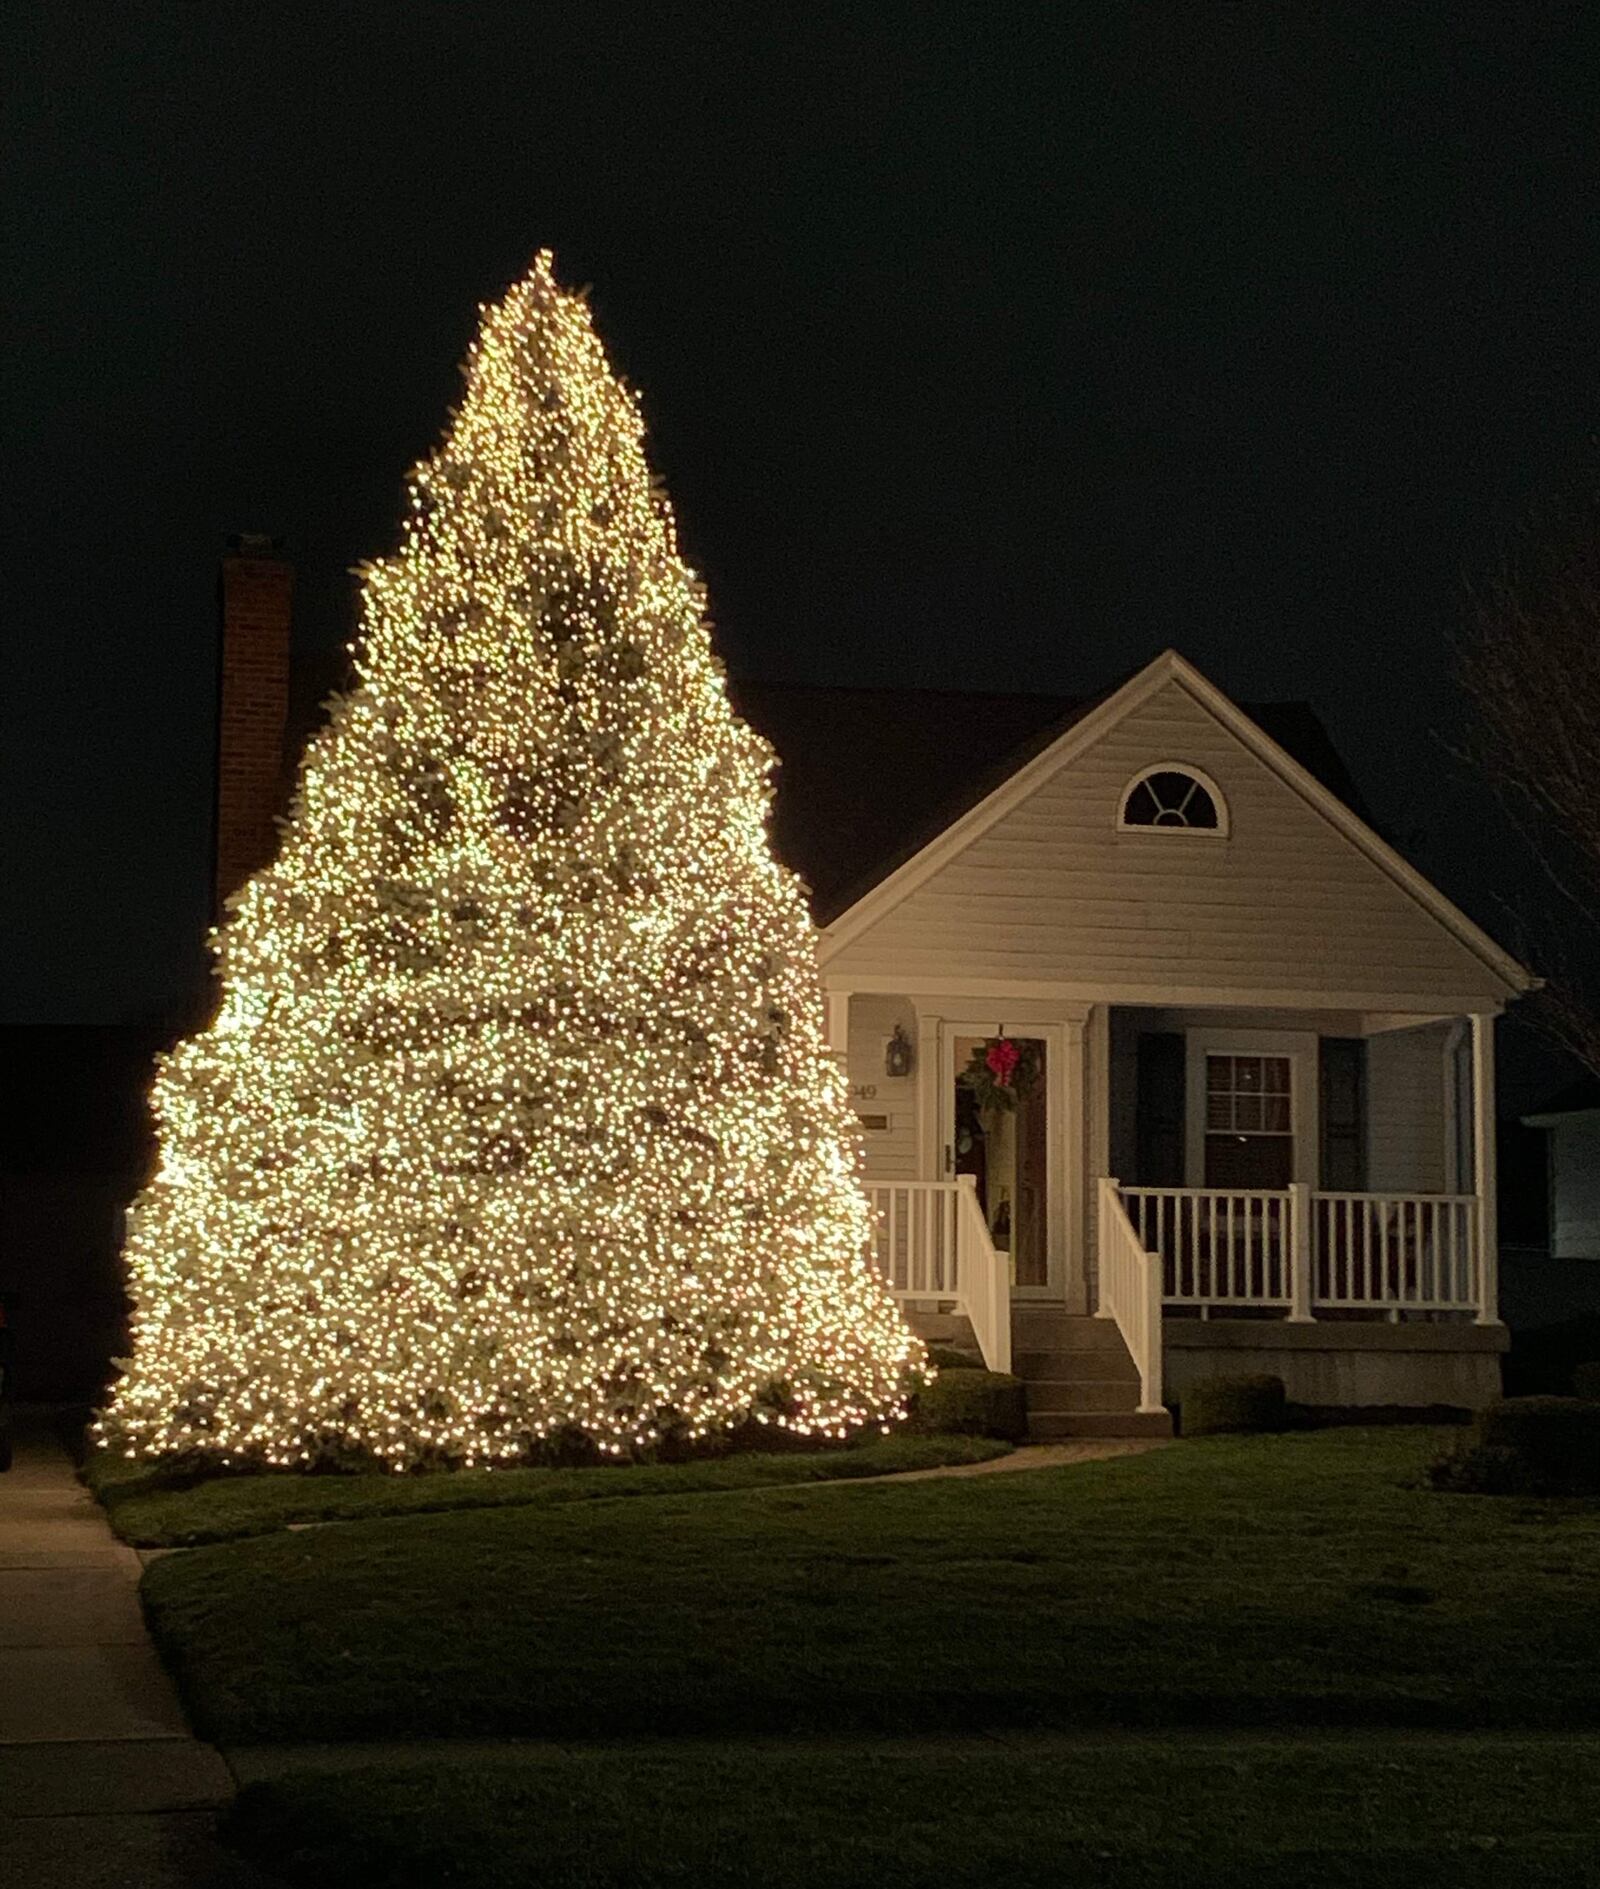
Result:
[737, 650, 1536, 1436]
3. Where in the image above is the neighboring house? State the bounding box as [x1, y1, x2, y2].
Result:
[737, 650, 1537, 1434]
[1522, 1078, 1600, 1261]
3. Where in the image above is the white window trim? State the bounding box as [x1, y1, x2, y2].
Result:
[1116, 760, 1230, 837]
[1184, 1028, 1318, 1187]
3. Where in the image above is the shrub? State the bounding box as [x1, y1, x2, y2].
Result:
[1181, 1374, 1287, 1437]
[925, 1343, 983, 1372]
[1573, 1361, 1600, 1402]
[912, 1368, 1027, 1441]
[1428, 1442, 1542, 1496]
[1429, 1396, 1600, 1497]
[1479, 1396, 1600, 1481]
[1504, 1312, 1600, 1396]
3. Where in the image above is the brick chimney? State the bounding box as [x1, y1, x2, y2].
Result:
[215, 535, 293, 914]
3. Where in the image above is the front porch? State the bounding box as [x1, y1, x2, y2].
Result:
[1094, 1174, 1503, 1416]
[847, 994, 1506, 1420]
[867, 1173, 1501, 1409]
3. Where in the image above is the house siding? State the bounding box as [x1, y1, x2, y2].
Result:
[846, 994, 919, 1183]
[1366, 1023, 1450, 1194]
[822, 678, 1508, 1008]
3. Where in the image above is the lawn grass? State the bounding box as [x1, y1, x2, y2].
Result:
[225, 1733, 1600, 1888]
[142, 1427, 1600, 1744]
[91, 1431, 1010, 1546]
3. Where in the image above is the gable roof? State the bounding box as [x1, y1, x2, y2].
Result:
[736, 650, 1534, 999]
[731, 668, 1373, 928]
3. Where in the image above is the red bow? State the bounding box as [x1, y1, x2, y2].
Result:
[985, 1039, 1021, 1086]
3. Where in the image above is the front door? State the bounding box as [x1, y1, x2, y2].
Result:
[941, 1023, 1060, 1295]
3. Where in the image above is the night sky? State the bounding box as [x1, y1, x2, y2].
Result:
[9, 8, 1599, 1104]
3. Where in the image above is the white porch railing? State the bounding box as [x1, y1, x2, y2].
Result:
[1312, 1191, 1479, 1314]
[1119, 1183, 1482, 1320]
[866, 1178, 1011, 1374]
[1121, 1186, 1295, 1313]
[1095, 1178, 1164, 1411]
[867, 1180, 959, 1298]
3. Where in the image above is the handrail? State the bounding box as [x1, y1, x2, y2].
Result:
[1120, 1185, 1299, 1200]
[1312, 1190, 1477, 1203]
[954, 1175, 1011, 1375]
[1096, 1177, 1164, 1412]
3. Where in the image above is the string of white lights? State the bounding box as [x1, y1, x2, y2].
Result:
[100, 253, 922, 1471]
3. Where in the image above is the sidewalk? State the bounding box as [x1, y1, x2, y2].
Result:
[0, 1413, 271, 1887]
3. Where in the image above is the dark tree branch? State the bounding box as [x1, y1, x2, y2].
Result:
[1458, 490, 1600, 1081]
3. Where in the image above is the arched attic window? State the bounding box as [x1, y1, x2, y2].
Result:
[1117, 764, 1227, 835]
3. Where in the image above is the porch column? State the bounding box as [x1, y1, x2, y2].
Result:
[1063, 1016, 1088, 1313]
[916, 1011, 943, 1178]
[1470, 1011, 1500, 1326]
[823, 989, 851, 1076]
[1287, 1182, 1315, 1321]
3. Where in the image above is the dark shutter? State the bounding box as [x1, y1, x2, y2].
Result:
[1135, 1032, 1187, 1185]
[1319, 1037, 1367, 1191]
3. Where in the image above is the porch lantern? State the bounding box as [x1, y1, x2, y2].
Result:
[884, 1023, 914, 1078]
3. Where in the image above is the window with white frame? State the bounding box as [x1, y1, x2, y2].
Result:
[1118, 766, 1225, 832]
[1204, 1053, 1292, 1187]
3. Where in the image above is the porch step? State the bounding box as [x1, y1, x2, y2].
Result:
[1024, 1377, 1148, 1414]
[1027, 1409, 1174, 1440]
[1005, 1305, 1166, 1436]
[1013, 1346, 1139, 1382]
[1009, 1313, 1127, 1350]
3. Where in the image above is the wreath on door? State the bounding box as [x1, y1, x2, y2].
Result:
[957, 1036, 1043, 1118]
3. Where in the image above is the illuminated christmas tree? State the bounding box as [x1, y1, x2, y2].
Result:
[103, 254, 920, 1469]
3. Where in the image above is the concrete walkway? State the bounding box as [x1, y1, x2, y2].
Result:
[0, 1415, 271, 1887]
[146, 1435, 1175, 1556]
[848, 1438, 1169, 1483]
